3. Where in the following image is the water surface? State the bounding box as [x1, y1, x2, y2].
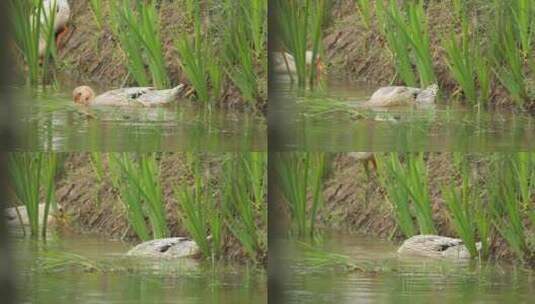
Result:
[271, 79, 535, 151]
[11, 231, 266, 304]
[279, 231, 535, 304]
[10, 87, 266, 152]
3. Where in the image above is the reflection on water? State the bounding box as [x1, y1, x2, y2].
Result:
[271, 79, 535, 151]
[281, 232, 535, 304]
[12, 231, 266, 304]
[11, 88, 266, 152]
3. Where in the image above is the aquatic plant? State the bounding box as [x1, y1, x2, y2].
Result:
[222, 153, 267, 260]
[444, 31, 478, 105]
[174, 1, 222, 104]
[384, 0, 436, 87]
[111, 0, 169, 88]
[274, 0, 325, 88]
[442, 154, 488, 258]
[490, 0, 531, 107]
[275, 153, 325, 237]
[9, 0, 58, 87]
[376, 153, 416, 237]
[355, 0, 371, 29]
[8, 153, 57, 238]
[175, 154, 222, 260]
[377, 153, 435, 236]
[488, 153, 534, 261]
[89, 0, 104, 29]
[109, 153, 168, 240]
[223, 0, 267, 105]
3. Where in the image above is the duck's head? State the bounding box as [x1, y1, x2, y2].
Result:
[73, 86, 95, 105]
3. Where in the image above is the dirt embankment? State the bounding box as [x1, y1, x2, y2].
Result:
[318, 153, 534, 265]
[322, 0, 533, 111]
[55, 153, 266, 264]
[58, 0, 266, 111]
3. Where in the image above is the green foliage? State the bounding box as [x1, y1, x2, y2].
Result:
[275, 152, 325, 237]
[377, 153, 435, 236]
[109, 153, 168, 240]
[377, 154, 416, 237]
[89, 0, 104, 29]
[9, 0, 58, 87]
[111, 0, 169, 88]
[355, 0, 371, 29]
[274, 0, 326, 88]
[383, 0, 436, 87]
[442, 154, 489, 258]
[222, 153, 267, 261]
[176, 156, 221, 259]
[8, 153, 57, 238]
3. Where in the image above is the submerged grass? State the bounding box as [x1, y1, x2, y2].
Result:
[8, 153, 57, 238]
[275, 152, 325, 237]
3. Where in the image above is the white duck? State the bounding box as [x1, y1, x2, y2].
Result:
[398, 235, 481, 259]
[38, 0, 71, 58]
[72, 85, 185, 107]
[364, 84, 439, 107]
[272, 51, 325, 75]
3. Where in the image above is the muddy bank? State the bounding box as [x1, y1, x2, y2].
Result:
[58, 0, 266, 111]
[323, 0, 534, 111]
[54, 153, 266, 264]
[318, 153, 534, 265]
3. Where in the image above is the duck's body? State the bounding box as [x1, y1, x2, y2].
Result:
[5, 204, 61, 227]
[73, 85, 185, 107]
[38, 0, 71, 57]
[126, 237, 200, 258]
[272, 51, 323, 75]
[364, 84, 439, 107]
[398, 235, 481, 259]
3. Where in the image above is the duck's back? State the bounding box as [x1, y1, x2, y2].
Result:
[368, 86, 420, 107]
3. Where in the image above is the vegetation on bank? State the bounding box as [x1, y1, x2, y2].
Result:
[9, 0, 267, 110]
[333, 0, 535, 111]
[274, 0, 326, 89]
[7, 153, 267, 264]
[277, 153, 535, 265]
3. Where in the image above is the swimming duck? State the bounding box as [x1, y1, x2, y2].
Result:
[126, 237, 200, 258]
[72, 85, 185, 107]
[38, 0, 71, 58]
[398, 235, 481, 259]
[364, 84, 439, 107]
[272, 51, 325, 76]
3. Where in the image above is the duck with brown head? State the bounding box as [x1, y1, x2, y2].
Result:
[72, 85, 185, 107]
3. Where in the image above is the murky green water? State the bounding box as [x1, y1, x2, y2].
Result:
[11, 231, 266, 304]
[278, 232, 535, 304]
[10, 87, 266, 152]
[271, 79, 535, 151]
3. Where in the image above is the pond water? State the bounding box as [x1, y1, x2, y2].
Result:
[271, 79, 535, 151]
[9, 87, 266, 152]
[10, 230, 266, 304]
[277, 231, 535, 304]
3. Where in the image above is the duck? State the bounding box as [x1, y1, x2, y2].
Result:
[272, 51, 325, 76]
[5, 203, 63, 228]
[398, 235, 481, 259]
[126, 237, 200, 258]
[72, 85, 185, 107]
[364, 84, 439, 107]
[38, 0, 71, 58]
